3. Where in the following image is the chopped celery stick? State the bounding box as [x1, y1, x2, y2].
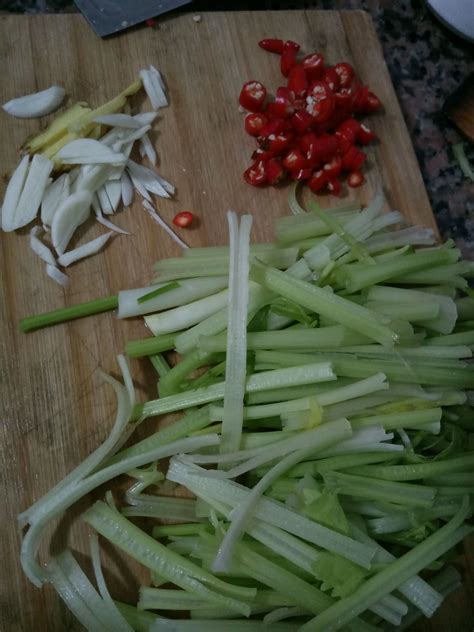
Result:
[351, 408, 442, 432]
[323, 471, 436, 508]
[390, 261, 474, 287]
[138, 362, 336, 420]
[159, 350, 219, 397]
[153, 248, 298, 280]
[183, 243, 278, 258]
[364, 300, 439, 322]
[276, 211, 358, 244]
[152, 523, 208, 538]
[20, 295, 118, 332]
[83, 501, 256, 615]
[115, 602, 157, 632]
[346, 452, 474, 481]
[138, 282, 180, 304]
[300, 499, 471, 632]
[425, 330, 474, 347]
[122, 496, 200, 522]
[150, 354, 170, 377]
[251, 262, 398, 347]
[336, 248, 459, 293]
[220, 213, 252, 455]
[455, 296, 474, 321]
[126, 334, 175, 357]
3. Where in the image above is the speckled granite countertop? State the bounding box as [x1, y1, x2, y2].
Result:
[3, 0, 474, 252]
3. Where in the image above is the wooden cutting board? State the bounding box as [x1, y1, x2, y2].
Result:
[0, 11, 472, 632]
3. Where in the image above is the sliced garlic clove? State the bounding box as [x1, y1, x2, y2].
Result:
[3, 86, 65, 119]
[1, 154, 29, 232]
[51, 190, 92, 255]
[13, 154, 53, 230]
[120, 170, 134, 207]
[57, 232, 113, 267]
[29, 226, 57, 266]
[46, 263, 69, 287]
[41, 172, 71, 227]
[56, 139, 127, 166]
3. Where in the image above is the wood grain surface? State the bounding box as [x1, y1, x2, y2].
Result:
[0, 11, 472, 632]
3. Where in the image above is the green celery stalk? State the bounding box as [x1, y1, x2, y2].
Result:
[159, 350, 219, 397]
[126, 334, 175, 357]
[20, 295, 118, 332]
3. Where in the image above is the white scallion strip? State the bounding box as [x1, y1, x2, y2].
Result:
[93, 113, 143, 128]
[140, 133, 157, 165]
[145, 289, 229, 336]
[134, 111, 159, 126]
[127, 159, 170, 198]
[212, 418, 351, 572]
[51, 191, 92, 255]
[29, 226, 56, 266]
[57, 232, 113, 267]
[11, 154, 53, 230]
[120, 170, 134, 206]
[94, 203, 131, 235]
[1, 154, 29, 232]
[3, 85, 65, 118]
[46, 263, 69, 287]
[143, 200, 188, 250]
[56, 139, 127, 166]
[220, 212, 252, 456]
[41, 173, 71, 227]
[118, 276, 228, 318]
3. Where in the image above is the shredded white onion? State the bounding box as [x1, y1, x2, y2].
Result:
[51, 191, 92, 255]
[3, 86, 65, 118]
[13, 154, 53, 231]
[41, 173, 70, 227]
[56, 139, 127, 166]
[127, 159, 171, 198]
[1, 154, 29, 232]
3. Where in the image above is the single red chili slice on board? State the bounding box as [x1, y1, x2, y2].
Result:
[258, 38, 285, 54]
[244, 112, 269, 137]
[244, 160, 267, 186]
[301, 53, 325, 80]
[172, 211, 194, 228]
[239, 81, 267, 112]
[288, 65, 308, 96]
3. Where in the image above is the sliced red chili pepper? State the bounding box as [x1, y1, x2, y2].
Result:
[264, 157, 285, 184]
[298, 132, 318, 154]
[323, 155, 342, 178]
[266, 131, 293, 155]
[244, 112, 269, 137]
[283, 40, 300, 52]
[258, 38, 285, 54]
[322, 68, 340, 92]
[337, 118, 362, 144]
[172, 211, 194, 228]
[351, 85, 369, 113]
[334, 87, 353, 110]
[259, 117, 287, 138]
[266, 102, 292, 119]
[287, 65, 308, 96]
[307, 169, 327, 192]
[283, 148, 306, 171]
[350, 149, 367, 171]
[239, 80, 267, 112]
[308, 79, 332, 100]
[358, 123, 376, 145]
[348, 170, 364, 188]
[334, 62, 354, 88]
[301, 53, 325, 80]
[290, 167, 312, 181]
[313, 134, 340, 162]
[291, 109, 314, 134]
[252, 147, 274, 162]
[244, 160, 267, 186]
[341, 145, 359, 171]
[335, 133, 353, 154]
[280, 48, 297, 77]
[306, 93, 335, 123]
[327, 177, 342, 196]
[363, 91, 382, 113]
[274, 86, 296, 117]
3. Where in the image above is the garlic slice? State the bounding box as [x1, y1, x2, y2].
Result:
[51, 191, 92, 255]
[13, 154, 53, 230]
[46, 263, 69, 287]
[41, 173, 70, 227]
[127, 159, 170, 198]
[93, 113, 143, 129]
[3, 86, 65, 119]
[1, 155, 29, 232]
[56, 139, 127, 166]
[120, 171, 134, 207]
[29, 226, 56, 266]
[139, 133, 157, 165]
[97, 180, 121, 215]
[58, 232, 113, 267]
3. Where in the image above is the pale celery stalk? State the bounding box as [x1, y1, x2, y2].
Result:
[351, 407, 442, 432]
[300, 500, 472, 632]
[276, 211, 359, 244]
[220, 213, 252, 455]
[182, 243, 278, 258]
[159, 350, 218, 397]
[250, 262, 398, 347]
